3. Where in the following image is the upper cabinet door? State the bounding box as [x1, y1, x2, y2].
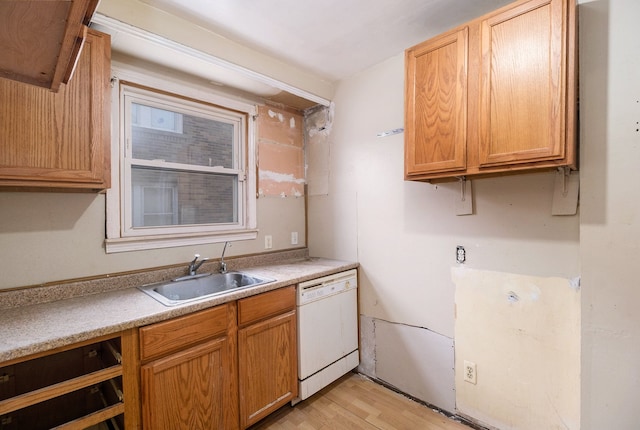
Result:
[0, 0, 100, 91]
[478, 0, 567, 167]
[0, 29, 111, 191]
[405, 27, 468, 177]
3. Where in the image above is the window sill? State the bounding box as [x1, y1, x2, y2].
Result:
[105, 229, 258, 253]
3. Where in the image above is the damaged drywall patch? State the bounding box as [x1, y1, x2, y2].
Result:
[260, 105, 303, 148]
[451, 267, 580, 430]
[267, 109, 285, 122]
[358, 315, 376, 376]
[305, 103, 334, 136]
[258, 170, 306, 184]
[569, 276, 581, 291]
[374, 318, 455, 412]
[257, 105, 305, 197]
[305, 103, 334, 196]
[258, 171, 305, 198]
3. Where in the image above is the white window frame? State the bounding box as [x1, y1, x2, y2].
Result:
[105, 66, 258, 253]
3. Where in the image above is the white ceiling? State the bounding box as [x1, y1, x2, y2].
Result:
[138, 0, 515, 82]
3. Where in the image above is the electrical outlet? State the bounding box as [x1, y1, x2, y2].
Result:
[264, 235, 273, 249]
[464, 360, 477, 385]
[456, 246, 466, 264]
[291, 231, 298, 245]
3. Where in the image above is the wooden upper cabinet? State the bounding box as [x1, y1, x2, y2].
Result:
[0, 0, 100, 91]
[405, 0, 576, 181]
[0, 29, 111, 191]
[405, 27, 468, 176]
[479, 0, 567, 166]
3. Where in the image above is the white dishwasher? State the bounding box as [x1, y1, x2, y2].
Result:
[295, 269, 359, 402]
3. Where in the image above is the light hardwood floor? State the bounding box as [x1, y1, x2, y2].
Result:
[249, 373, 473, 430]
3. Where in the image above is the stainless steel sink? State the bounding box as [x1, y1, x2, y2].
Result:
[138, 272, 275, 306]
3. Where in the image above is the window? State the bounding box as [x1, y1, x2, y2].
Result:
[131, 104, 183, 133]
[106, 76, 257, 253]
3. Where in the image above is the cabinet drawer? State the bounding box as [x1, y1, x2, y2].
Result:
[139, 304, 229, 362]
[0, 333, 127, 430]
[238, 286, 295, 327]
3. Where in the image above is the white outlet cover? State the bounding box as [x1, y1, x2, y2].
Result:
[464, 360, 477, 385]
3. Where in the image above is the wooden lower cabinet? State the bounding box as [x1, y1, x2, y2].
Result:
[238, 287, 298, 429]
[1, 287, 302, 429]
[141, 338, 233, 430]
[138, 288, 298, 430]
[139, 304, 238, 430]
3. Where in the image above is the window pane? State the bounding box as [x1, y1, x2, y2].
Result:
[132, 104, 183, 133]
[132, 167, 237, 228]
[131, 102, 235, 168]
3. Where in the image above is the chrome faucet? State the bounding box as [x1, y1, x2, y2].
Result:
[220, 242, 230, 274]
[188, 254, 209, 276]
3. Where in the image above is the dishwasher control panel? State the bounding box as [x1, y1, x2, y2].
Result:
[297, 269, 357, 305]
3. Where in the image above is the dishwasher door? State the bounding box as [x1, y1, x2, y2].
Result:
[297, 270, 359, 381]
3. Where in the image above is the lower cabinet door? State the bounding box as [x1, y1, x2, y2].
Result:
[238, 310, 298, 429]
[141, 337, 234, 430]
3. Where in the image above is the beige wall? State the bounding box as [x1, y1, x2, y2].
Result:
[0, 104, 305, 290]
[307, 46, 580, 425]
[579, 0, 640, 428]
[308, 1, 640, 428]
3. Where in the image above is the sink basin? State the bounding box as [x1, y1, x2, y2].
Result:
[138, 272, 275, 306]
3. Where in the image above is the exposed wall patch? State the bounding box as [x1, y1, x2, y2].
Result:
[267, 109, 285, 122]
[304, 104, 333, 196]
[569, 277, 581, 291]
[257, 105, 304, 197]
[452, 267, 580, 430]
[259, 170, 306, 184]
